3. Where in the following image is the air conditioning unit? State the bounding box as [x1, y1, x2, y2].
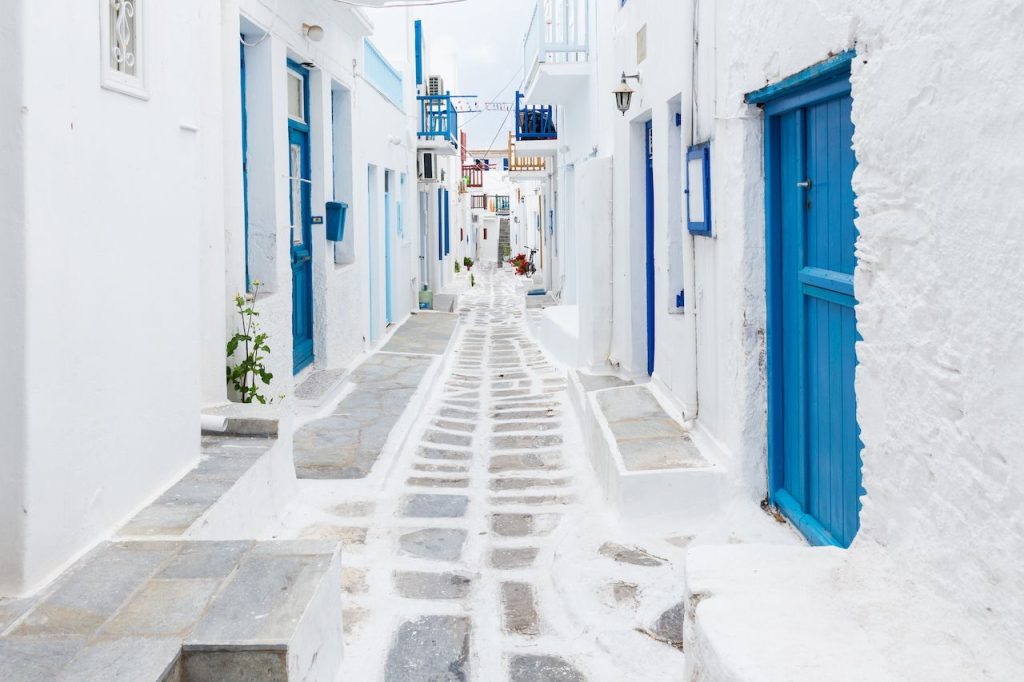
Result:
[427, 75, 445, 96]
[418, 151, 438, 181]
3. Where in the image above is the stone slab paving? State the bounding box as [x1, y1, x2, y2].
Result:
[273, 269, 688, 681]
[294, 353, 437, 479]
[382, 312, 459, 355]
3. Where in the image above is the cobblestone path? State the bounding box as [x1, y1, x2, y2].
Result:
[280, 269, 687, 681]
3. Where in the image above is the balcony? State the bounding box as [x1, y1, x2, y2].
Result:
[418, 93, 459, 156]
[464, 163, 484, 188]
[515, 90, 559, 156]
[495, 195, 511, 215]
[507, 132, 548, 176]
[522, 0, 589, 104]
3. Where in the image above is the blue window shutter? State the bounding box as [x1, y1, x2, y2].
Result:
[414, 20, 424, 86]
[686, 142, 713, 236]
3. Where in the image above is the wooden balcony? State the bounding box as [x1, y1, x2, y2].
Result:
[507, 133, 547, 173]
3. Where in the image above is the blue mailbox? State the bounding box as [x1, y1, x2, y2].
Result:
[325, 201, 348, 242]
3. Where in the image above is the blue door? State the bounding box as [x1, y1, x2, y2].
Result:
[644, 120, 655, 375]
[287, 62, 314, 373]
[762, 58, 862, 548]
[368, 167, 380, 342]
[384, 173, 393, 325]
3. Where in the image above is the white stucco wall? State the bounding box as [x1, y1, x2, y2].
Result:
[697, 0, 1024, 654]
[0, 0, 28, 593]
[1, 0, 204, 595]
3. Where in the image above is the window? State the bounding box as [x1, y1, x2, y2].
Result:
[288, 71, 306, 122]
[471, 194, 486, 210]
[686, 142, 712, 236]
[484, 228, 489, 240]
[100, 0, 147, 98]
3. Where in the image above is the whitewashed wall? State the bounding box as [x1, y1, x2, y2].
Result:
[656, 0, 1024, 657]
[0, 0, 203, 595]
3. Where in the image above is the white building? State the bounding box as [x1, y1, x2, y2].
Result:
[0, 0, 422, 597]
[519, 0, 1024, 677]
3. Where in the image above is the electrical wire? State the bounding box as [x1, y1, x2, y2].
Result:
[332, 0, 469, 7]
[460, 65, 523, 126]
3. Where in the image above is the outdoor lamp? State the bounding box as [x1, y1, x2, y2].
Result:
[304, 24, 325, 41]
[614, 72, 641, 115]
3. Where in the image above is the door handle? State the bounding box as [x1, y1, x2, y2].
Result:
[293, 254, 311, 266]
[796, 180, 812, 188]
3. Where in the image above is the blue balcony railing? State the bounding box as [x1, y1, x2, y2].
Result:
[523, 0, 589, 88]
[515, 91, 557, 141]
[418, 93, 459, 147]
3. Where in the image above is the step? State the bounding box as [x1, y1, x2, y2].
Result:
[181, 541, 343, 681]
[0, 540, 342, 681]
[569, 374, 727, 523]
[681, 544, 1021, 681]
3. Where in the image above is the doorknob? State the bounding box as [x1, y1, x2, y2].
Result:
[796, 180, 812, 188]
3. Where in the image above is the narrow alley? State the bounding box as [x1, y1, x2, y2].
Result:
[275, 268, 689, 681]
[2, 0, 1022, 680]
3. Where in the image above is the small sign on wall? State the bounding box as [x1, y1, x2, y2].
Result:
[312, 216, 324, 225]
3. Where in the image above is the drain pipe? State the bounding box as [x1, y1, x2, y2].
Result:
[679, 0, 702, 421]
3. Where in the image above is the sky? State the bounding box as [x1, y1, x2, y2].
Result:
[364, 0, 536, 153]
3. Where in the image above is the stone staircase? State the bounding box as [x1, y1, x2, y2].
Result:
[0, 436, 344, 682]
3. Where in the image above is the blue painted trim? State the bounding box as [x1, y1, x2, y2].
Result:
[745, 50, 855, 105]
[686, 142, 712, 237]
[363, 39, 404, 108]
[437, 188, 444, 260]
[774, 489, 841, 547]
[799, 266, 854, 297]
[644, 120, 655, 376]
[443, 189, 451, 255]
[240, 40, 250, 290]
[414, 20, 424, 86]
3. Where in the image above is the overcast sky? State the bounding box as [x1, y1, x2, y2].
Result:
[364, 0, 536, 152]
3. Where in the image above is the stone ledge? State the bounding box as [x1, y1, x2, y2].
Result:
[0, 541, 342, 682]
[201, 404, 281, 438]
[568, 373, 727, 523]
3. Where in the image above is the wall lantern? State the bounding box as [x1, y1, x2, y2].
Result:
[613, 72, 641, 115]
[303, 24, 325, 42]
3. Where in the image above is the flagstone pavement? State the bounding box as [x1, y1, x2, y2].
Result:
[273, 268, 689, 681]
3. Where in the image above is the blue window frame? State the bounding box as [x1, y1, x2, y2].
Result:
[686, 142, 712, 236]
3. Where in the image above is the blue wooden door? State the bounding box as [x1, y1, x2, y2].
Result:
[644, 120, 655, 375]
[767, 69, 862, 548]
[288, 62, 314, 373]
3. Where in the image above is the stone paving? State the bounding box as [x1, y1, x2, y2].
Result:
[277, 269, 689, 681]
[293, 313, 457, 479]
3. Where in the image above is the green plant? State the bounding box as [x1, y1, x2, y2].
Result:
[226, 281, 274, 404]
[470, 273, 475, 287]
[455, 262, 462, 273]
[501, 244, 512, 259]
[463, 256, 474, 270]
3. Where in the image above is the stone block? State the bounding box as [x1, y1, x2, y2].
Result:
[385, 616, 470, 681]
